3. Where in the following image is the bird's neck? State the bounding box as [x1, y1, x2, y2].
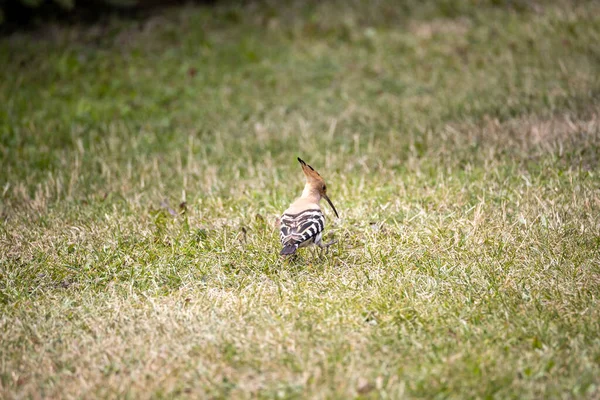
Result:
[301, 185, 321, 203]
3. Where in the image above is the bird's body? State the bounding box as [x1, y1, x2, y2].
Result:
[279, 158, 339, 256]
[279, 208, 326, 255]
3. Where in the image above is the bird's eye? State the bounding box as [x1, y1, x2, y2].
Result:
[322, 185, 327, 191]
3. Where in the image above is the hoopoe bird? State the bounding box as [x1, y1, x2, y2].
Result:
[279, 157, 339, 256]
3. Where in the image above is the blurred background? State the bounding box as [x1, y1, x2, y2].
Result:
[2, 0, 598, 216]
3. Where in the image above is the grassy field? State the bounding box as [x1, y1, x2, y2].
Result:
[1, 0, 600, 398]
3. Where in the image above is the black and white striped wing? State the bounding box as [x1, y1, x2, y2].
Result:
[280, 209, 325, 248]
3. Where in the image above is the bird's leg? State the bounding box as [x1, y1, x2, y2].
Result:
[317, 239, 337, 254]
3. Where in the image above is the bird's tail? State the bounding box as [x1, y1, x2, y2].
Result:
[280, 244, 298, 256]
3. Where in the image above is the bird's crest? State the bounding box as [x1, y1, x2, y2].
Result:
[297, 157, 324, 184]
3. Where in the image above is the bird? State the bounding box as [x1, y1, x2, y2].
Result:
[279, 157, 339, 256]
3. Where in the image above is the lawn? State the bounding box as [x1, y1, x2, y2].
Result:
[1, 0, 600, 398]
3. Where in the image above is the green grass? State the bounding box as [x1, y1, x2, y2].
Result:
[1, 0, 600, 398]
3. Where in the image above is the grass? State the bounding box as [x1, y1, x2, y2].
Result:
[1, 0, 600, 398]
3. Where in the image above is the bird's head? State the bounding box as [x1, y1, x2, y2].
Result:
[297, 157, 339, 218]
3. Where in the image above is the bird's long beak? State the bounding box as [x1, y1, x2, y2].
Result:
[323, 193, 339, 218]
